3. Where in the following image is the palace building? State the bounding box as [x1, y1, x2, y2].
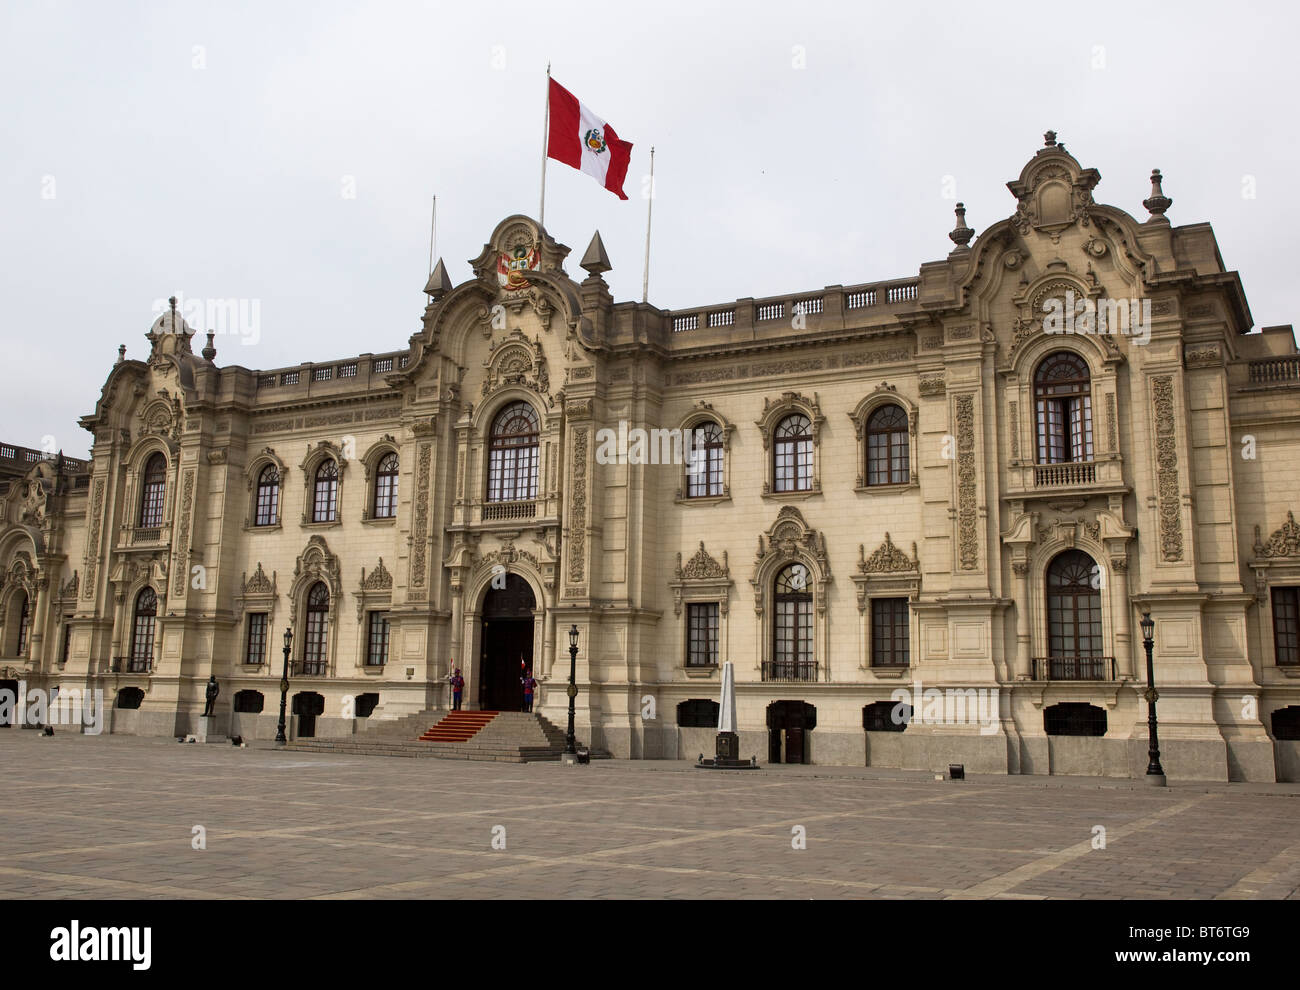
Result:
[3, 134, 1300, 780]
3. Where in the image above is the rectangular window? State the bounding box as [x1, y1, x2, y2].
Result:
[871, 598, 910, 667]
[1038, 397, 1093, 464]
[61, 618, 73, 663]
[1274, 587, 1299, 666]
[367, 611, 390, 666]
[686, 603, 719, 666]
[245, 613, 268, 666]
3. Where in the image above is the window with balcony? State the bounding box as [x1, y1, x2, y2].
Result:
[130, 587, 157, 672]
[255, 465, 280, 526]
[302, 582, 329, 675]
[487, 401, 539, 503]
[312, 460, 339, 522]
[1041, 549, 1108, 680]
[771, 563, 814, 679]
[866, 404, 909, 486]
[1273, 587, 1299, 666]
[372, 452, 399, 519]
[773, 414, 813, 493]
[15, 593, 30, 656]
[1035, 352, 1093, 464]
[139, 452, 167, 528]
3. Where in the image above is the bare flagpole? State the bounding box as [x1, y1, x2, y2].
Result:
[539, 62, 551, 228]
[642, 146, 655, 303]
[434, 193, 444, 274]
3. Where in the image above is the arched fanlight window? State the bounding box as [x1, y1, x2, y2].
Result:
[686, 421, 724, 498]
[130, 587, 157, 672]
[373, 452, 399, 519]
[866, 404, 909, 486]
[773, 563, 814, 677]
[139, 452, 167, 528]
[1035, 353, 1093, 464]
[1046, 550, 1103, 677]
[16, 593, 30, 655]
[302, 582, 330, 675]
[312, 460, 339, 522]
[255, 465, 280, 527]
[773, 414, 812, 493]
[487, 401, 540, 502]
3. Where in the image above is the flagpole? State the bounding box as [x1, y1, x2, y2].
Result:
[434, 193, 444, 274]
[539, 62, 551, 229]
[642, 146, 655, 303]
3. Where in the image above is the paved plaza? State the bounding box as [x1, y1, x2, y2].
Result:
[2, 733, 1299, 899]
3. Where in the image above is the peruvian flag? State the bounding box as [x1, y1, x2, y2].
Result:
[546, 78, 633, 200]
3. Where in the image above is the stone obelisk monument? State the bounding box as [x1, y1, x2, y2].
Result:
[696, 660, 756, 769]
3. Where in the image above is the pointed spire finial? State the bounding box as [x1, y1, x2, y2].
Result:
[1143, 168, 1172, 220]
[948, 202, 974, 248]
[580, 230, 612, 276]
[424, 258, 453, 299]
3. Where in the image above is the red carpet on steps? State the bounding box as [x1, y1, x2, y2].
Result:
[419, 711, 498, 743]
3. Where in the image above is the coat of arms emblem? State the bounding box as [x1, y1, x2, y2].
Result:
[584, 128, 606, 154]
[497, 241, 539, 291]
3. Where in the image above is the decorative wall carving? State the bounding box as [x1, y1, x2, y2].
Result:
[1106, 392, 1118, 453]
[84, 477, 105, 597]
[243, 562, 274, 595]
[678, 542, 728, 580]
[1151, 375, 1184, 562]
[408, 444, 432, 597]
[1008, 400, 1019, 458]
[669, 542, 733, 617]
[568, 428, 588, 583]
[1255, 512, 1300, 558]
[361, 558, 393, 590]
[170, 470, 195, 597]
[955, 394, 979, 570]
[859, 533, 919, 573]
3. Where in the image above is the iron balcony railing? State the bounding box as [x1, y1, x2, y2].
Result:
[117, 656, 152, 674]
[762, 660, 820, 683]
[298, 660, 328, 677]
[1032, 656, 1116, 681]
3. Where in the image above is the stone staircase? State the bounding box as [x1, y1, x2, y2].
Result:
[283, 709, 595, 763]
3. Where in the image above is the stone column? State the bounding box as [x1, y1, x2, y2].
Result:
[544, 599, 556, 680]
[1110, 556, 1133, 678]
[1012, 560, 1032, 679]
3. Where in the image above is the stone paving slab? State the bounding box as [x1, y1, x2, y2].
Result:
[1, 733, 1297, 899]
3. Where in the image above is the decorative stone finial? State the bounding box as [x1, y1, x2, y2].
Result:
[116, 344, 126, 365]
[1044, 130, 1057, 147]
[948, 202, 974, 248]
[423, 258, 452, 299]
[202, 331, 217, 362]
[168, 296, 178, 331]
[580, 230, 612, 275]
[1143, 168, 1172, 219]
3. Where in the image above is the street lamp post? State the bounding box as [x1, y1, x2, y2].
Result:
[275, 627, 292, 747]
[1140, 611, 1166, 786]
[565, 624, 579, 756]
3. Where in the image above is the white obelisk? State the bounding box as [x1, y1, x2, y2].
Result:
[717, 661, 736, 734]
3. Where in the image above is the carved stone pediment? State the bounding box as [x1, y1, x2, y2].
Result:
[677, 541, 729, 581]
[361, 558, 393, 591]
[669, 542, 733, 617]
[243, 562, 276, 596]
[859, 534, 918, 574]
[1255, 512, 1300, 559]
[481, 329, 552, 407]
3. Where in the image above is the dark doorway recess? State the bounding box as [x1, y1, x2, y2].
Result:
[481, 575, 535, 712]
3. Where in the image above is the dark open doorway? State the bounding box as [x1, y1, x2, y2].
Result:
[480, 575, 535, 712]
[767, 700, 816, 764]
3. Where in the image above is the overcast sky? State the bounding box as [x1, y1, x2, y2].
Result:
[3, 1, 1297, 458]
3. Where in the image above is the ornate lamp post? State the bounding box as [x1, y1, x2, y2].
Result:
[275, 627, 293, 747]
[565, 624, 579, 756]
[1140, 611, 1166, 786]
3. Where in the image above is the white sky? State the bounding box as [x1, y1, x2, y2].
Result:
[3, 0, 1297, 458]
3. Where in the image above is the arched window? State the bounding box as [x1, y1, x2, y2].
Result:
[130, 587, 157, 672]
[773, 414, 812, 493]
[1035, 352, 1093, 464]
[686, 421, 725, 498]
[373, 452, 399, 518]
[866, 404, 909, 485]
[254, 465, 280, 527]
[1045, 550, 1104, 679]
[312, 460, 339, 522]
[139, 452, 167, 527]
[772, 563, 814, 678]
[487, 402, 539, 502]
[15, 593, 30, 655]
[302, 582, 329, 675]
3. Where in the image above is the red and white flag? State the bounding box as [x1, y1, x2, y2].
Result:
[546, 78, 633, 201]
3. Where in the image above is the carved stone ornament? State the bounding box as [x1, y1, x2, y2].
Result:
[1255, 512, 1300, 558]
[669, 541, 733, 618]
[677, 542, 729, 580]
[361, 558, 393, 591]
[858, 533, 919, 574]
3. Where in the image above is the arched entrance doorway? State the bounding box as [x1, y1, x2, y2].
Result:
[480, 574, 535, 711]
[767, 700, 816, 764]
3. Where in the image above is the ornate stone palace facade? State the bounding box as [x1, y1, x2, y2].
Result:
[4, 135, 1300, 780]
